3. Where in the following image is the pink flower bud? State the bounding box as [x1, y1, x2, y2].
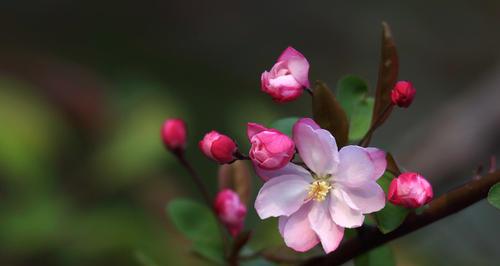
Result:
[247, 123, 295, 170]
[161, 118, 187, 152]
[214, 189, 247, 237]
[390, 81, 416, 108]
[388, 172, 433, 208]
[261, 46, 310, 103]
[199, 131, 237, 164]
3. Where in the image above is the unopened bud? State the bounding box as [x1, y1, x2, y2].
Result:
[391, 81, 416, 108]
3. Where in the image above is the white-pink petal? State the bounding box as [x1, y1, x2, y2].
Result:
[277, 47, 310, 88]
[282, 203, 319, 252]
[254, 174, 310, 219]
[269, 74, 302, 90]
[254, 162, 310, 181]
[308, 201, 344, 253]
[293, 121, 339, 176]
[339, 182, 386, 214]
[365, 147, 387, 180]
[336, 145, 375, 186]
[329, 189, 365, 228]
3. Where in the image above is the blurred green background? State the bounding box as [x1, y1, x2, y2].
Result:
[0, 1, 499, 265]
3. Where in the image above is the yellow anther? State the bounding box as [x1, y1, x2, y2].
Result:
[307, 180, 332, 202]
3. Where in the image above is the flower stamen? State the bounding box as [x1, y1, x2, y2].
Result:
[306, 180, 332, 202]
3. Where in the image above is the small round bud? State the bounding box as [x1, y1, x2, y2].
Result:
[390, 81, 416, 108]
[199, 131, 237, 164]
[247, 123, 295, 170]
[214, 189, 247, 237]
[388, 172, 433, 208]
[161, 118, 187, 152]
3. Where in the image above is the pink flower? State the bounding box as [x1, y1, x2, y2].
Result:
[199, 131, 237, 164]
[254, 118, 387, 253]
[388, 172, 433, 208]
[390, 81, 416, 108]
[214, 189, 247, 237]
[161, 118, 187, 152]
[261, 47, 310, 103]
[247, 123, 295, 171]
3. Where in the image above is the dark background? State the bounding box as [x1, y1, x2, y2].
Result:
[0, 0, 499, 265]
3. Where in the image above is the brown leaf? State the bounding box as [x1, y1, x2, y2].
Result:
[372, 22, 399, 128]
[386, 152, 401, 176]
[218, 160, 252, 205]
[312, 80, 349, 147]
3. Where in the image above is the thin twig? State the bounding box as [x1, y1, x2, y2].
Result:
[175, 151, 230, 256]
[301, 170, 500, 266]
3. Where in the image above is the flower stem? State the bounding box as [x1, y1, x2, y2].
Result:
[174, 151, 230, 256]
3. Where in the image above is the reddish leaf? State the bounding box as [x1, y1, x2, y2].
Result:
[312, 81, 349, 147]
[218, 160, 252, 205]
[372, 22, 399, 128]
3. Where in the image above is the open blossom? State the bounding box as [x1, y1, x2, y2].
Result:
[214, 189, 247, 237]
[199, 131, 237, 164]
[261, 47, 310, 103]
[388, 172, 433, 208]
[391, 81, 416, 108]
[161, 118, 187, 152]
[254, 118, 386, 253]
[247, 123, 295, 171]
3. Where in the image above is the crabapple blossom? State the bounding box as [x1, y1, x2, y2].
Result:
[391, 81, 416, 108]
[388, 172, 433, 208]
[199, 131, 237, 164]
[214, 189, 247, 237]
[254, 118, 387, 253]
[261, 46, 310, 103]
[247, 123, 295, 171]
[161, 118, 187, 152]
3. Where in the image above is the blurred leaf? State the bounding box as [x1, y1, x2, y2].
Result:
[374, 172, 409, 234]
[312, 81, 349, 147]
[192, 242, 225, 265]
[93, 88, 186, 187]
[167, 199, 224, 264]
[354, 245, 395, 266]
[218, 160, 252, 205]
[270, 117, 299, 137]
[0, 78, 67, 188]
[134, 250, 160, 266]
[337, 75, 374, 141]
[487, 183, 500, 209]
[247, 219, 283, 251]
[385, 153, 401, 176]
[0, 195, 69, 254]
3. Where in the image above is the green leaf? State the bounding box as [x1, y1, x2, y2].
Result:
[337, 75, 370, 115]
[192, 241, 225, 265]
[374, 172, 409, 234]
[270, 117, 299, 137]
[354, 245, 395, 266]
[337, 76, 374, 141]
[134, 250, 160, 266]
[487, 182, 500, 209]
[349, 98, 374, 141]
[312, 81, 349, 147]
[166, 199, 224, 264]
